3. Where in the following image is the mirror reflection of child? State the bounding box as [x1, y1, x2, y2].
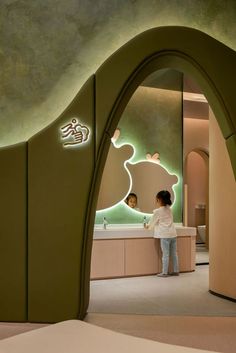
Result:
[125, 193, 140, 211]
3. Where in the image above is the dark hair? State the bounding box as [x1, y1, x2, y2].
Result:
[156, 190, 172, 206]
[125, 192, 137, 204]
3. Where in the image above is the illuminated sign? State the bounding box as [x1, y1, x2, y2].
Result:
[60, 118, 90, 147]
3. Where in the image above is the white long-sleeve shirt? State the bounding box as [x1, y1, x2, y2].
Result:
[148, 206, 177, 238]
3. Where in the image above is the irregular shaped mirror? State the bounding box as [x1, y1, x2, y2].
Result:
[97, 131, 178, 214]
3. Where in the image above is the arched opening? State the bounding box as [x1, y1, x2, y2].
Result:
[184, 150, 209, 239]
[184, 150, 209, 262]
[89, 69, 216, 316]
[80, 26, 236, 318]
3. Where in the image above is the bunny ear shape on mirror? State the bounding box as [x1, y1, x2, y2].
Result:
[111, 128, 120, 143]
[146, 152, 160, 163]
[152, 152, 160, 160]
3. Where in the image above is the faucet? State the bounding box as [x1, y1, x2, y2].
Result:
[143, 216, 147, 228]
[103, 217, 108, 229]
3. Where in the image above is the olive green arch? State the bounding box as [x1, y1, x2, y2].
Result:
[81, 26, 236, 317]
[1, 26, 236, 323]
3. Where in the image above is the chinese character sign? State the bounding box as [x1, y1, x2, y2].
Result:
[60, 118, 90, 147]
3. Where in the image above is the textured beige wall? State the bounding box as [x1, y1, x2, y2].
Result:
[1, 0, 236, 146]
[184, 118, 209, 157]
[209, 109, 236, 299]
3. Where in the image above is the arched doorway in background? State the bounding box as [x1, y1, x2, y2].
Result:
[184, 149, 209, 247]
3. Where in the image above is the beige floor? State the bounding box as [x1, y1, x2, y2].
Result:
[85, 313, 236, 353]
[86, 264, 236, 352]
[0, 322, 49, 340]
[88, 265, 235, 316]
[196, 244, 209, 264]
[1, 265, 235, 353]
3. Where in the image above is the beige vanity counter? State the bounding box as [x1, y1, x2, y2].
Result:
[91, 225, 196, 279]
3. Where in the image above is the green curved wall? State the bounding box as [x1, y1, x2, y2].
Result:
[0, 26, 235, 322]
[0, 143, 27, 321]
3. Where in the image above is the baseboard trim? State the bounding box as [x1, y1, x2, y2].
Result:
[209, 289, 236, 303]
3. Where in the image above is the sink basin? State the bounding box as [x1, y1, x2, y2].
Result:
[94, 224, 196, 239]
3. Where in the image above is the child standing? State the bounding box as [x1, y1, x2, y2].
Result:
[145, 190, 179, 277]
